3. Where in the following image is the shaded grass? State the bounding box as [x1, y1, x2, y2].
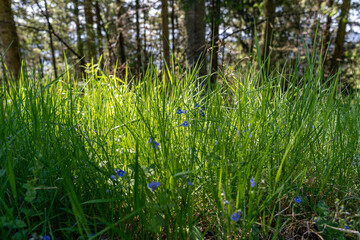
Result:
[1, 56, 360, 239]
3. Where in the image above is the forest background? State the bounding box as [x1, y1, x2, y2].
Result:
[0, 0, 360, 88]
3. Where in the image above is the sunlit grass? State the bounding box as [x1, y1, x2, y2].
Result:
[1, 56, 360, 239]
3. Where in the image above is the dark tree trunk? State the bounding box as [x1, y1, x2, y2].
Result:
[95, 0, 103, 57]
[184, 0, 206, 77]
[260, 0, 276, 62]
[0, 0, 21, 81]
[44, 0, 58, 78]
[171, 0, 176, 55]
[330, 0, 350, 75]
[84, 0, 96, 61]
[210, 0, 220, 84]
[115, 0, 126, 64]
[74, 0, 84, 76]
[323, 0, 334, 61]
[161, 0, 170, 67]
[135, 0, 142, 72]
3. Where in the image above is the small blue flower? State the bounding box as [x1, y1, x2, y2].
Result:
[344, 225, 350, 230]
[117, 169, 126, 177]
[153, 141, 160, 149]
[295, 196, 301, 203]
[182, 121, 189, 127]
[249, 132, 253, 138]
[148, 181, 160, 191]
[148, 138, 152, 143]
[110, 175, 116, 181]
[187, 178, 193, 186]
[42, 236, 50, 240]
[94, 129, 98, 133]
[90, 233, 95, 237]
[217, 126, 221, 132]
[231, 212, 240, 222]
[250, 177, 255, 187]
[195, 103, 200, 108]
[176, 108, 184, 114]
[199, 110, 205, 117]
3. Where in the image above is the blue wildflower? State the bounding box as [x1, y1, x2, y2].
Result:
[217, 126, 221, 132]
[199, 110, 205, 117]
[250, 177, 255, 187]
[148, 181, 160, 191]
[148, 138, 152, 143]
[110, 175, 116, 181]
[42, 236, 50, 240]
[231, 212, 240, 222]
[249, 132, 253, 138]
[187, 178, 193, 186]
[176, 108, 184, 114]
[153, 141, 160, 149]
[94, 129, 98, 133]
[182, 121, 189, 127]
[295, 196, 301, 203]
[117, 169, 126, 177]
[344, 225, 350, 230]
[195, 103, 200, 107]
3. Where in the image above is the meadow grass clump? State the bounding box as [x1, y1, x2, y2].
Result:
[0, 57, 360, 239]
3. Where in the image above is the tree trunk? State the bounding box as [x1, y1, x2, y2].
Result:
[84, 0, 96, 61]
[184, 0, 206, 77]
[171, 0, 176, 55]
[260, 0, 276, 62]
[0, 0, 21, 81]
[44, 0, 58, 78]
[135, 0, 142, 72]
[161, 0, 170, 67]
[94, 0, 103, 57]
[115, 0, 126, 64]
[210, 0, 220, 84]
[330, 0, 350, 75]
[323, 0, 334, 61]
[74, 0, 84, 76]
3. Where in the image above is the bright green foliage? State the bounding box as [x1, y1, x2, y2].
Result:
[0, 57, 360, 239]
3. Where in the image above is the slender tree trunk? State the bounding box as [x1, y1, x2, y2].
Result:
[84, 0, 96, 61]
[210, 0, 220, 84]
[115, 0, 126, 64]
[171, 0, 176, 55]
[74, 0, 84, 76]
[323, 0, 334, 61]
[330, 0, 351, 75]
[184, 0, 206, 77]
[161, 0, 170, 67]
[260, 0, 276, 62]
[44, 0, 58, 78]
[0, 0, 21, 81]
[94, 0, 103, 57]
[135, 0, 142, 72]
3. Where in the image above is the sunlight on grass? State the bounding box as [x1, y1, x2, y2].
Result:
[1, 57, 360, 239]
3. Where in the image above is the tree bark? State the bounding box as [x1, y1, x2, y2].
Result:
[84, 0, 96, 61]
[330, 0, 350, 75]
[260, 0, 276, 62]
[94, 0, 103, 57]
[323, 0, 334, 61]
[0, 0, 21, 81]
[210, 0, 220, 84]
[184, 0, 206, 77]
[135, 0, 142, 72]
[115, 0, 126, 64]
[161, 0, 170, 67]
[44, 0, 58, 78]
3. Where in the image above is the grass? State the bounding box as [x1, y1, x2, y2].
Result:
[1, 55, 360, 239]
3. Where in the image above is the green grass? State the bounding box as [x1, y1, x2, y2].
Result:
[1, 56, 360, 239]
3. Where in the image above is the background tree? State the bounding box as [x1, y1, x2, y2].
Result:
[0, 0, 21, 81]
[161, 0, 170, 67]
[184, 0, 206, 77]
